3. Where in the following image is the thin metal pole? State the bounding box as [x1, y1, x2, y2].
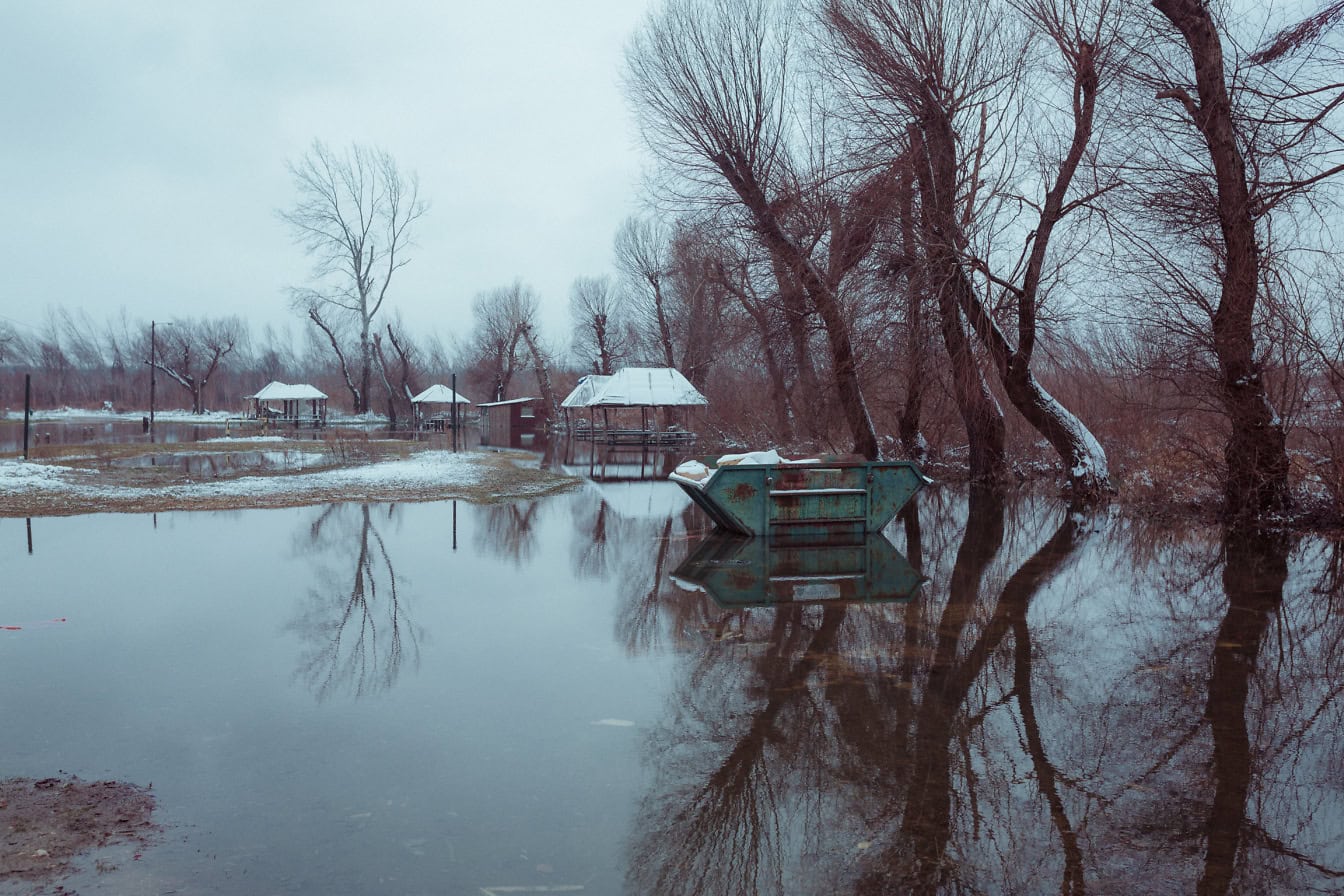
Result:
[452, 500, 458, 550]
[23, 374, 31, 459]
[451, 373, 458, 452]
[26, 517, 33, 554]
[149, 320, 156, 443]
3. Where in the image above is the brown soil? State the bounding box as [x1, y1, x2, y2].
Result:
[1, 776, 158, 887]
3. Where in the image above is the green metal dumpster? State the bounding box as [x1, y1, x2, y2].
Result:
[671, 456, 930, 538]
[671, 532, 926, 609]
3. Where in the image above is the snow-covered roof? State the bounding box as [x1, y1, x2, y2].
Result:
[250, 382, 328, 401]
[561, 375, 611, 408]
[587, 368, 707, 407]
[411, 384, 472, 405]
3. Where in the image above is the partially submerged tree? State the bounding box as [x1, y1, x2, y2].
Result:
[281, 140, 427, 413]
[824, 0, 1115, 495]
[1127, 0, 1344, 518]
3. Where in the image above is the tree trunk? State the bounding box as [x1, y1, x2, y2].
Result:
[372, 333, 398, 427]
[310, 308, 360, 411]
[770, 255, 822, 438]
[917, 85, 1105, 494]
[358, 321, 372, 414]
[910, 127, 1007, 482]
[1154, 0, 1291, 519]
[896, 156, 928, 462]
[649, 275, 677, 370]
[519, 323, 559, 424]
[713, 149, 879, 459]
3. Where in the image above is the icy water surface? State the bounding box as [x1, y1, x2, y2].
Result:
[4, 483, 1344, 895]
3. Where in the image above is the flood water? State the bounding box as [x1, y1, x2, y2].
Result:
[0, 418, 483, 455]
[4, 481, 1344, 895]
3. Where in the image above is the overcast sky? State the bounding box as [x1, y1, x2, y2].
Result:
[1, 0, 657, 350]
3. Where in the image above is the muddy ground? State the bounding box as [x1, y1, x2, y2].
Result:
[1, 776, 158, 890]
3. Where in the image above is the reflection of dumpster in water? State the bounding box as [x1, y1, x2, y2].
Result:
[672, 532, 926, 609]
[670, 452, 930, 538]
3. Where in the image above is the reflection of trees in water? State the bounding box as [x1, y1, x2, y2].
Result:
[473, 500, 541, 565]
[569, 493, 612, 581]
[567, 485, 716, 655]
[625, 487, 1344, 894]
[1093, 525, 1344, 894]
[287, 503, 422, 701]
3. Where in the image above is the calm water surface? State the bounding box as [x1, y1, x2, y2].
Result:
[3, 482, 1343, 895]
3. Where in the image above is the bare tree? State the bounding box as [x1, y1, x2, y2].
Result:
[148, 316, 244, 414]
[281, 140, 427, 413]
[825, 0, 1116, 495]
[616, 216, 678, 369]
[466, 282, 557, 420]
[467, 287, 525, 402]
[569, 275, 629, 375]
[705, 243, 798, 439]
[626, 0, 883, 458]
[1135, 0, 1344, 518]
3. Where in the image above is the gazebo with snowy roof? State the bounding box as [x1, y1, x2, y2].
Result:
[567, 367, 706, 446]
[245, 381, 328, 427]
[411, 384, 472, 432]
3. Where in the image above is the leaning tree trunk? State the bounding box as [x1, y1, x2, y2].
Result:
[1154, 0, 1291, 519]
[519, 323, 559, 424]
[713, 149, 880, 459]
[917, 85, 1107, 496]
[911, 127, 1007, 483]
[309, 308, 360, 411]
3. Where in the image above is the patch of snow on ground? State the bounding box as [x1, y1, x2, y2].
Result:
[202, 435, 290, 443]
[0, 460, 83, 492]
[0, 451, 488, 501]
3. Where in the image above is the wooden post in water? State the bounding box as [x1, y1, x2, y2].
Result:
[23, 374, 32, 459]
[452, 499, 458, 551]
[26, 518, 33, 554]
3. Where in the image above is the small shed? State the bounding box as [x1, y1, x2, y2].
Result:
[247, 382, 328, 427]
[411, 384, 472, 431]
[478, 396, 541, 448]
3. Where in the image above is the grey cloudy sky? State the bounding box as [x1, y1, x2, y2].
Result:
[1, 0, 655, 348]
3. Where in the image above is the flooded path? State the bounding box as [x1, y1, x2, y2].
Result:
[3, 482, 1343, 894]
